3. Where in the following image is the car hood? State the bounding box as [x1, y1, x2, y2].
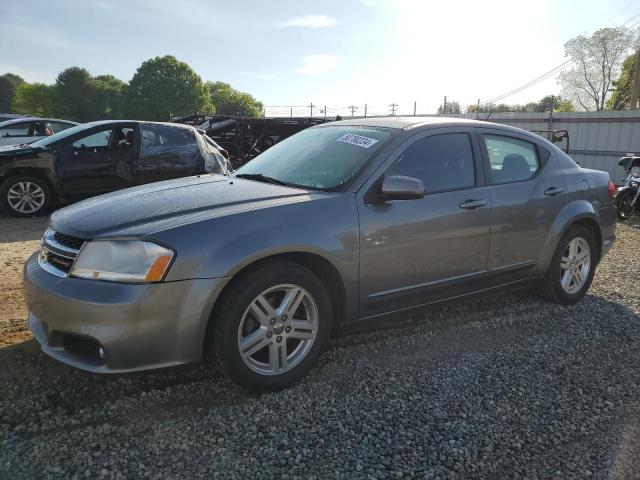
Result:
[50, 174, 321, 238]
[0, 143, 42, 157]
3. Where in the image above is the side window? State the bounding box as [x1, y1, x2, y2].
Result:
[72, 129, 111, 152]
[387, 133, 475, 193]
[0, 121, 35, 137]
[483, 134, 540, 183]
[140, 124, 196, 156]
[46, 122, 74, 134]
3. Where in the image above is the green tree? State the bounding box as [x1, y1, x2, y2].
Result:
[0, 73, 25, 113]
[93, 74, 126, 119]
[12, 82, 55, 117]
[436, 100, 461, 114]
[469, 95, 575, 114]
[559, 27, 635, 111]
[555, 99, 575, 112]
[53, 67, 105, 122]
[606, 52, 639, 110]
[207, 81, 263, 117]
[127, 56, 213, 120]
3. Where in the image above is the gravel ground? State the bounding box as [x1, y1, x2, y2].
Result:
[1, 212, 640, 479]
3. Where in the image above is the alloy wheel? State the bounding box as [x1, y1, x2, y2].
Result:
[237, 284, 319, 376]
[560, 237, 591, 295]
[7, 181, 45, 214]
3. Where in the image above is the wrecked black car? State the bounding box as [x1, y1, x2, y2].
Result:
[0, 120, 228, 217]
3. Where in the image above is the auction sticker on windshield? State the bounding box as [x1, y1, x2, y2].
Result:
[336, 133, 379, 149]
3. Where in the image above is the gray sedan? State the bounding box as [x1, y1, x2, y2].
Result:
[24, 117, 616, 391]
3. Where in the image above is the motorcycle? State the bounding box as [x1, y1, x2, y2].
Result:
[616, 155, 640, 221]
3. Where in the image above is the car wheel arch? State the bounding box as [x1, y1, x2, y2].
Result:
[203, 251, 348, 357]
[1, 168, 58, 201]
[537, 200, 602, 273]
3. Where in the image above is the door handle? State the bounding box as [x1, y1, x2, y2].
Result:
[459, 199, 487, 210]
[544, 186, 565, 196]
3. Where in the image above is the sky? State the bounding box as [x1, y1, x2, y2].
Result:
[1, 0, 638, 116]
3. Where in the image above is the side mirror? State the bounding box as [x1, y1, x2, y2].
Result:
[367, 175, 425, 204]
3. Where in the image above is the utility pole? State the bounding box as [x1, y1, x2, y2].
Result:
[324, 106, 327, 120]
[631, 49, 640, 110]
[476, 99, 480, 119]
[348, 105, 358, 117]
[364, 104, 368, 118]
[290, 107, 293, 118]
[308, 102, 316, 117]
[443, 96, 447, 114]
[389, 103, 398, 116]
[413, 101, 417, 116]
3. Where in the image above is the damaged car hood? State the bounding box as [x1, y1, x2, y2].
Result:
[50, 174, 320, 238]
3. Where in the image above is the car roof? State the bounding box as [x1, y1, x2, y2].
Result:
[324, 116, 528, 135]
[0, 117, 78, 127]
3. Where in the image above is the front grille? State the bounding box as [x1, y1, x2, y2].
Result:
[53, 232, 86, 250]
[38, 228, 83, 277]
[43, 249, 74, 273]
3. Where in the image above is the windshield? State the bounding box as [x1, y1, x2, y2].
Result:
[30, 123, 92, 147]
[233, 126, 392, 190]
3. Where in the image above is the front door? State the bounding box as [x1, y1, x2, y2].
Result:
[58, 126, 138, 198]
[358, 129, 492, 319]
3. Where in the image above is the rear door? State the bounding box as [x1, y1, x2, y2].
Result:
[136, 124, 204, 185]
[477, 128, 567, 276]
[358, 128, 492, 318]
[58, 125, 138, 197]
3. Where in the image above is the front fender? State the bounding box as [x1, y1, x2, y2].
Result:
[154, 194, 360, 322]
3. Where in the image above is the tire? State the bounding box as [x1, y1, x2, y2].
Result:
[616, 189, 636, 221]
[537, 225, 597, 304]
[0, 175, 52, 218]
[209, 261, 333, 392]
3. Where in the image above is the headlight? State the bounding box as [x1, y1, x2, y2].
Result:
[70, 240, 174, 283]
[631, 166, 640, 178]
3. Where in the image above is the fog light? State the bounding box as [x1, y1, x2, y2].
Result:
[99, 347, 106, 361]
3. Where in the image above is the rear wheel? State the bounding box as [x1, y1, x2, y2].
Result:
[209, 261, 333, 392]
[0, 176, 51, 217]
[537, 225, 596, 304]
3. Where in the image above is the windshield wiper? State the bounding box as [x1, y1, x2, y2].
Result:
[234, 173, 289, 187]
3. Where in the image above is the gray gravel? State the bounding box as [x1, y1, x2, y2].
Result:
[2, 223, 640, 479]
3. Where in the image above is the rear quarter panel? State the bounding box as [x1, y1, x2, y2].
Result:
[536, 158, 615, 272]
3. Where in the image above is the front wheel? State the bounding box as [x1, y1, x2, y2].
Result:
[0, 176, 51, 217]
[537, 225, 596, 304]
[616, 189, 637, 221]
[209, 261, 333, 392]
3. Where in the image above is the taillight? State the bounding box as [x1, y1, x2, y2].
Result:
[608, 179, 615, 199]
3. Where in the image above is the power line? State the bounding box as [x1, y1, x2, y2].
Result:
[483, 60, 573, 104]
[481, 8, 640, 105]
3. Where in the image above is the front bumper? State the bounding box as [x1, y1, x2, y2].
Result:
[24, 253, 227, 373]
